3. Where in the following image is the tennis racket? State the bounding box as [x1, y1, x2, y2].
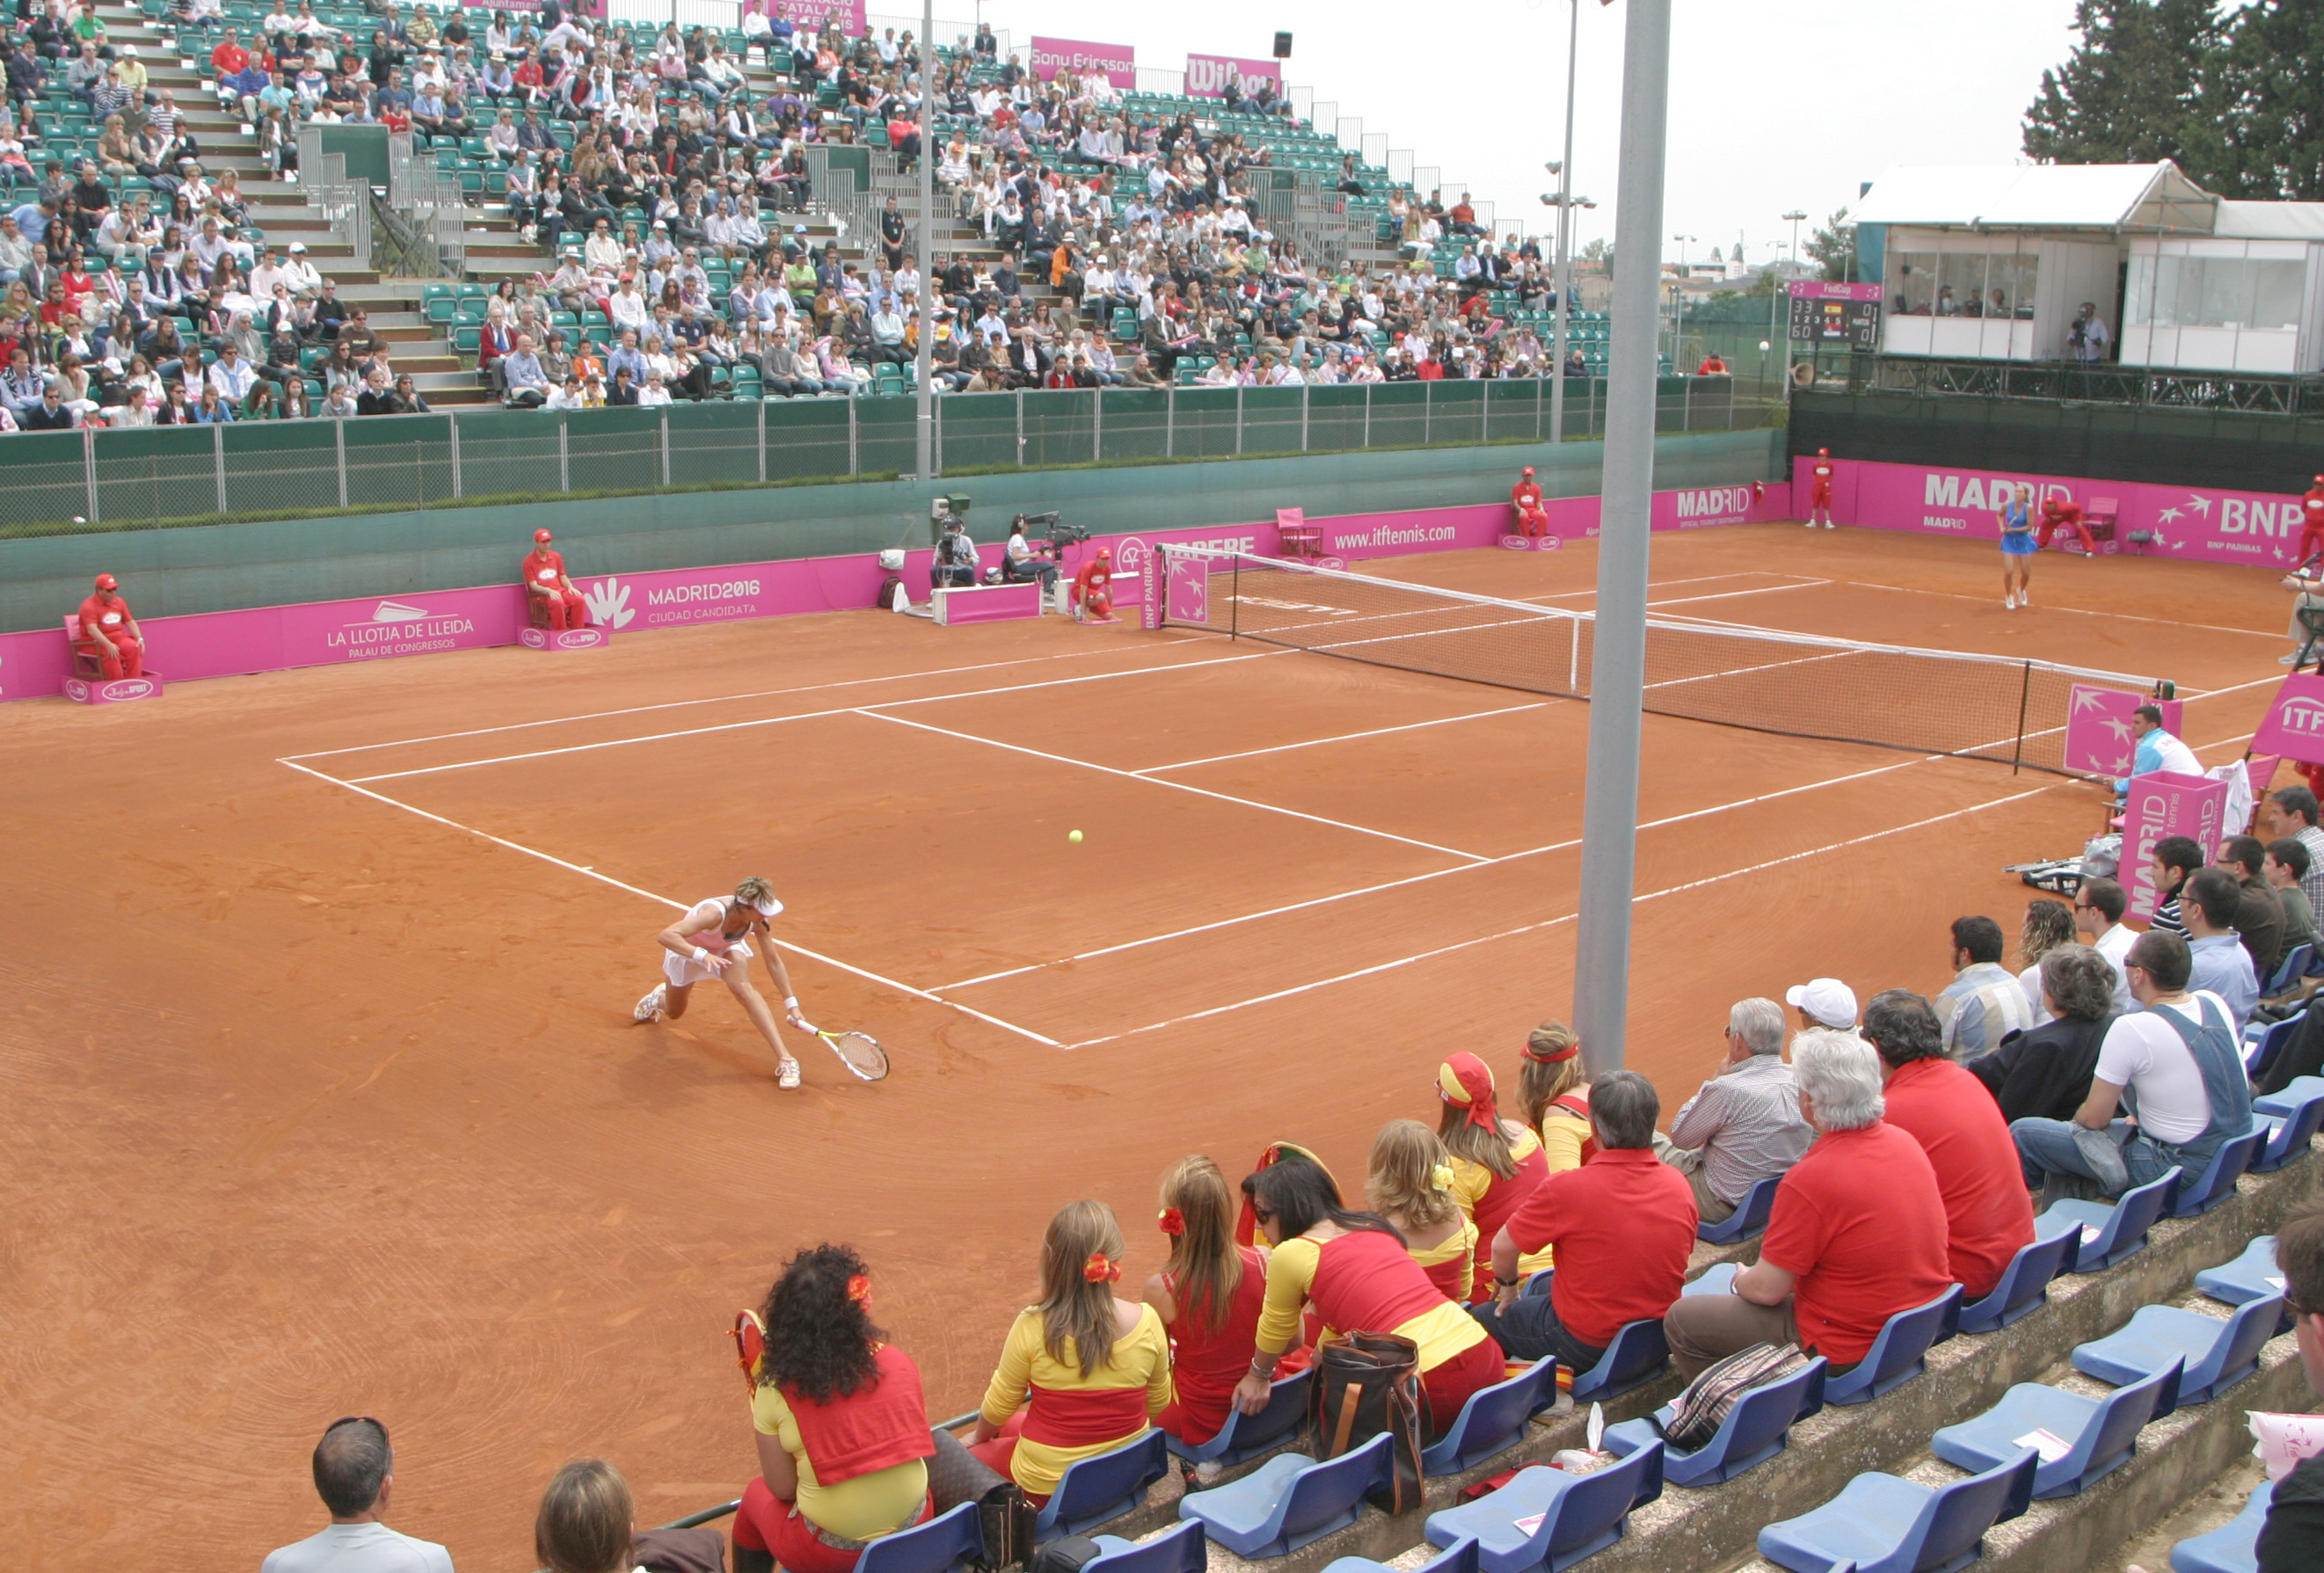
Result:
[805, 1023, 890, 1081]
[732, 1308, 766, 1395]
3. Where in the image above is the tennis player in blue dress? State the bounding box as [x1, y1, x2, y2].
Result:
[1997, 484, 2037, 609]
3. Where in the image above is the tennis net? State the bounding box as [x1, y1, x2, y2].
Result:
[1152, 548, 2171, 775]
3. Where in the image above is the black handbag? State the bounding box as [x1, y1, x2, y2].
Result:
[1310, 1330, 1426, 1515]
[926, 1425, 1035, 1570]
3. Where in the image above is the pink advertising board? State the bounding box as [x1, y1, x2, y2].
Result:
[2253, 673, 2324, 766]
[1186, 54, 1281, 98]
[2062, 686, 2182, 778]
[1030, 36, 1135, 87]
[2123, 770, 2231, 921]
[1800, 456, 2319, 569]
[0, 481, 1788, 704]
[767, 0, 866, 35]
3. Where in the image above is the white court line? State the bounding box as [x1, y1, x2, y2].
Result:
[276, 759, 1062, 1047]
[1136, 702, 1553, 774]
[342, 649, 1291, 784]
[935, 747, 1971, 991]
[1063, 783, 2053, 1050]
[1515, 572, 1827, 605]
[858, 709, 1492, 863]
[1641, 579, 1834, 610]
[287, 637, 1220, 761]
[1832, 579, 2279, 642]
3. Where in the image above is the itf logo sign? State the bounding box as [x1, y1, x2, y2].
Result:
[2254, 673, 2324, 765]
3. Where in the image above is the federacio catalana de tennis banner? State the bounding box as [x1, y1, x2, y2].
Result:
[1799, 458, 2313, 569]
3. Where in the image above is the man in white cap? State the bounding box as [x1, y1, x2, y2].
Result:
[1785, 977, 1860, 1034]
[280, 240, 322, 296]
[635, 876, 811, 1089]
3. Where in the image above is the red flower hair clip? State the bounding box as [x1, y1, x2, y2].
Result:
[845, 1273, 873, 1305]
[1157, 1207, 1185, 1238]
[1082, 1252, 1120, 1284]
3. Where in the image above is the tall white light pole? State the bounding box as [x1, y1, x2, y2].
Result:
[913, 0, 936, 479]
[1546, 0, 1580, 443]
[1778, 208, 1807, 392]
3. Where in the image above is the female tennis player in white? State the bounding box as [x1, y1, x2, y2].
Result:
[634, 875, 811, 1089]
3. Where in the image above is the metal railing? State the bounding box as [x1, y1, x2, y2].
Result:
[387, 132, 469, 274]
[297, 145, 373, 273]
[0, 378, 1767, 539]
[1865, 353, 2324, 416]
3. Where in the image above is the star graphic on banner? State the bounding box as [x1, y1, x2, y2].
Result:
[2072, 688, 2111, 714]
[2103, 717, 2134, 743]
[2152, 528, 2173, 550]
[2186, 495, 2213, 516]
[2159, 506, 2183, 525]
[2110, 749, 2133, 770]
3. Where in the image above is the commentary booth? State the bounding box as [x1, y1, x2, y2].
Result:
[1854, 161, 2324, 376]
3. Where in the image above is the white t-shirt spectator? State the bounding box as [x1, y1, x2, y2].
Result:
[262, 1521, 453, 1573]
[2093, 1005, 2215, 1144]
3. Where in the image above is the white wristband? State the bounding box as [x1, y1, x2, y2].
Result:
[691, 946, 709, 964]
[783, 996, 799, 1010]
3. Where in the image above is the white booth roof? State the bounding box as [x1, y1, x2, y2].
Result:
[1854, 163, 2217, 232]
[2211, 200, 2324, 240]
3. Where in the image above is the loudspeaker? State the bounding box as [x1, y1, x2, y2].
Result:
[1272, 31, 1293, 57]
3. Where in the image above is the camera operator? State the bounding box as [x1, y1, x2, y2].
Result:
[1001, 514, 1058, 592]
[932, 513, 979, 591]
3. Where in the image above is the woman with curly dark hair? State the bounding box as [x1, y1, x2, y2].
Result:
[732, 1245, 936, 1573]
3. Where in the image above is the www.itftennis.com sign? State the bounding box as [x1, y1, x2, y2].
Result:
[2254, 673, 2324, 767]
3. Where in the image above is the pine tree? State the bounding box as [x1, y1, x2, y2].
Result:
[2022, 0, 2218, 169]
[1803, 209, 1854, 282]
[2194, 1, 2324, 198]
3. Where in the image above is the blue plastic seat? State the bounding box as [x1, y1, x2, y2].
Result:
[1696, 1174, 1782, 1244]
[1759, 1450, 2036, 1573]
[1956, 1218, 2081, 1334]
[2168, 1130, 2262, 1218]
[1824, 1285, 1963, 1406]
[2169, 1482, 2274, 1573]
[1569, 1318, 1670, 1403]
[1423, 1358, 1558, 1474]
[1602, 1357, 1826, 1488]
[2243, 1012, 2306, 1076]
[1679, 1262, 1739, 1298]
[1036, 1431, 1169, 1540]
[1084, 1519, 1206, 1573]
[2249, 1089, 2324, 1174]
[2038, 1170, 2180, 1273]
[856, 1503, 985, 1573]
[1176, 1432, 1391, 1559]
[2072, 1294, 2286, 1405]
[1421, 1445, 1665, 1573]
[1164, 1369, 1313, 1469]
[1930, 1359, 2180, 1498]
[1321, 1536, 1479, 1573]
[2255, 1075, 2324, 1118]
[2267, 943, 2315, 995]
[2195, 1236, 2289, 1316]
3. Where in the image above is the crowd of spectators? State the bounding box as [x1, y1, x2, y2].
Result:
[1, 0, 1620, 427]
[254, 805, 2324, 1571]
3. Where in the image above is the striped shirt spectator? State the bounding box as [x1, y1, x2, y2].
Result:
[1936, 915, 2032, 1060]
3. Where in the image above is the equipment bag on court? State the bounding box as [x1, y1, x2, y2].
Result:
[1309, 1330, 1425, 1515]
[1657, 1341, 1810, 1453]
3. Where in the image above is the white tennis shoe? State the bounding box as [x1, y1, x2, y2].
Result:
[633, 983, 666, 1023]
[776, 1057, 802, 1089]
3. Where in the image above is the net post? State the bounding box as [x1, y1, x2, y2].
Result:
[1231, 557, 1241, 641]
[1572, 0, 1671, 1079]
[2012, 659, 2033, 776]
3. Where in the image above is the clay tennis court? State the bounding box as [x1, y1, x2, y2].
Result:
[0, 523, 2291, 1569]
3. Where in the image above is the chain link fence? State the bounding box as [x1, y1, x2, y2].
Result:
[0, 377, 1766, 538]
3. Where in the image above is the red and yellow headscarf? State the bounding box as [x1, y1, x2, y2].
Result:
[1437, 1052, 1500, 1131]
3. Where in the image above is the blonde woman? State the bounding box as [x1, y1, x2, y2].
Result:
[968, 1200, 1170, 1504]
[1515, 1020, 1593, 1175]
[1144, 1156, 1272, 1450]
[1435, 1052, 1550, 1299]
[1366, 1120, 1476, 1302]
[632, 875, 810, 1089]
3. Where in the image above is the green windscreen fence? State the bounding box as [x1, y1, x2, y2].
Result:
[1, 377, 1754, 539]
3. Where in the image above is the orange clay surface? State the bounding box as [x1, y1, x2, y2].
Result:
[0, 523, 2291, 1570]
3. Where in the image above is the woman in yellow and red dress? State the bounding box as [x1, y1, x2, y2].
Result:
[1517, 1020, 1593, 1176]
[733, 1247, 936, 1573]
[968, 1200, 1172, 1504]
[1143, 1156, 1277, 1450]
[1436, 1052, 1550, 1300]
[1232, 1153, 1505, 1438]
[1366, 1119, 1477, 1303]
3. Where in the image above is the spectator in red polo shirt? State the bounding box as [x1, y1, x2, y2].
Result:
[1472, 1070, 1696, 1373]
[1862, 989, 2036, 1301]
[1663, 1030, 1953, 1381]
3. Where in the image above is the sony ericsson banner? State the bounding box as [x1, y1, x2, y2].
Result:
[1030, 36, 1135, 87]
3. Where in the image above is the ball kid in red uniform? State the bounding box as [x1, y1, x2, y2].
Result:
[77, 573, 144, 678]
[522, 528, 592, 630]
[1512, 466, 1548, 537]
[1072, 548, 1116, 623]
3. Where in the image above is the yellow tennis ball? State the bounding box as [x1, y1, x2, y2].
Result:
[1068, 829, 1083, 843]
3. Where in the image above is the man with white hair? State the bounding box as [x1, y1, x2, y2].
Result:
[1657, 997, 1814, 1225]
[1786, 978, 1857, 1033]
[1663, 1030, 1954, 1380]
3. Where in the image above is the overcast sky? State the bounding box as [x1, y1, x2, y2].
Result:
[942, 0, 2089, 266]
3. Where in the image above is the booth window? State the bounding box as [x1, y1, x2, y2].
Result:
[1892, 251, 2036, 317]
[2127, 253, 2305, 331]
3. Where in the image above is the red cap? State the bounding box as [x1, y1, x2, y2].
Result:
[534, 528, 553, 543]
[93, 572, 117, 591]
[1522, 466, 1534, 477]
[1097, 548, 1112, 560]
[1818, 447, 1830, 456]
